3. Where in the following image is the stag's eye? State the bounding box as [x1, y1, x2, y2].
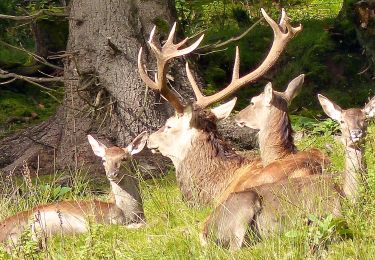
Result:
[250, 102, 254, 106]
[340, 120, 345, 124]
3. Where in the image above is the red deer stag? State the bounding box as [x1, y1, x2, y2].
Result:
[0, 132, 148, 252]
[201, 95, 375, 250]
[138, 9, 302, 206]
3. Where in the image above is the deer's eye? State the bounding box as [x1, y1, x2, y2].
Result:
[340, 120, 345, 124]
[165, 125, 172, 130]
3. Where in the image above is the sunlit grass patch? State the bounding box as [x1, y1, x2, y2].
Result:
[1, 118, 375, 259]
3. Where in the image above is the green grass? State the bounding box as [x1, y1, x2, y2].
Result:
[1, 122, 375, 259]
[0, 87, 62, 138]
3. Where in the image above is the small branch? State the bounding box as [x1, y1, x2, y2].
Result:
[0, 40, 64, 70]
[196, 17, 264, 52]
[0, 78, 17, 85]
[0, 9, 68, 22]
[0, 68, 64, 84]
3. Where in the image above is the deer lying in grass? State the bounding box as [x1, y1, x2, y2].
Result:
[0, 132, 148, 251]
[201, 95, 375, 250]
[220, 75, 329, 197]
[139, 9, 306, 206]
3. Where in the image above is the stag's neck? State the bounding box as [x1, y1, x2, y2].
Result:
[258, 110, 296, 165]
[342, 140, 365, 203]
[110, 174, 144, 223]
[175, 132, 245, 206]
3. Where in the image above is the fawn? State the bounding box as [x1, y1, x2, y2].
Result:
[0, 132, 148, 252]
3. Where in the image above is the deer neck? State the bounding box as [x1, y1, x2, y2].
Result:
[175, 131, 245, 206]
[342, 139, 365, 203]
[109, 173, 144, 223]
[258, 109, 296, 165]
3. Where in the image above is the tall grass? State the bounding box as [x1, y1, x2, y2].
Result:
[0, 121, 374, 259]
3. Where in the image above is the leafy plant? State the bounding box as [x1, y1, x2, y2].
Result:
[311, 119, 340, 136]
[292, 115, 340, 136]
[307, 214, 353, 252]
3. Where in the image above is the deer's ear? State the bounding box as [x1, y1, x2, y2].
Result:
[364, 96, 375, 118]
[263, 82, 274, 106]
[210, 97, 237, 120]
[317, 94, 342, 121]
[127, 131, 148, 155]
[181, 104, 193, 120]
[87, 135, 107, 158]
[284, 74, 304, 104]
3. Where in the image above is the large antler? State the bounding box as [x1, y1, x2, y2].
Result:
[186, 8, 302, 108]
[138, 23, 204, 113]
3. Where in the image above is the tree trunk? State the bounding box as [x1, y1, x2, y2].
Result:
[0, 0, 183, 175]
[0, 0, 257, 177]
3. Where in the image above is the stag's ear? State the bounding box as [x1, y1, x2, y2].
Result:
[182, 105, 194, 121]
[127, 131, 148, 155]
[284, 74, 304, 104]
[263, 82, 274, 106]
[211, 97, 237, 120]
[87, 135, 107, 158]
[317, 94, 342, 121]
[364, 96, 375, 118]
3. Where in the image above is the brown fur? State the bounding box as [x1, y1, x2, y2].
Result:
[258, 93, 297, 164]
[0, 200, 121, 244]
[203, 174, 342, 250]
[217, 90, 328, 203]
[176, 104, 326, 206]
[202, 96, 375, 250]
[177, 107, 251, 205]
[218, 148, 329, 203]
[0, 133, 148, 250]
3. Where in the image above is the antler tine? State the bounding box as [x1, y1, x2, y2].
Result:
[186, 62, 204, 101]
[191, 9, 302, 108]
[232, 46, 240, 81]
[137, 23, 204, 113]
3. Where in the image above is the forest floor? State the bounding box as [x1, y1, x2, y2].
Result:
[0, 122, 374, 259]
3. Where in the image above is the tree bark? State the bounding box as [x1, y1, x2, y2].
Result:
[0, 0, 257, 176]
[0, 0, 183, 175]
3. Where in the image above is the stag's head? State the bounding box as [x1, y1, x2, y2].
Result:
[235, 74, 304, 130]
[138, 9, 301, 164]
[147, 100, 236, 163]
[88, 132, 148, 181]
[318, 94, 375, 147]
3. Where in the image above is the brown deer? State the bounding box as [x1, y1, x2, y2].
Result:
[0, 132, 148, 251]
[139, 9, 303, 206]
[220, 76, 329, 197]
[201, 94, 375, 250]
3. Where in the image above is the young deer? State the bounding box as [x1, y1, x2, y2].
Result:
[201, 95, 375, 250]
[139, 9, 303, 206]
[0, 132, 148, 251]
[221, 76, 328, 197]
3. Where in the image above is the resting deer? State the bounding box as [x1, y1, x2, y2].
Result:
[201, 94, 375, 250]
[139, 9, 304, 206]
[0, 132, 148, 251]
[220, 75, 328, 197]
